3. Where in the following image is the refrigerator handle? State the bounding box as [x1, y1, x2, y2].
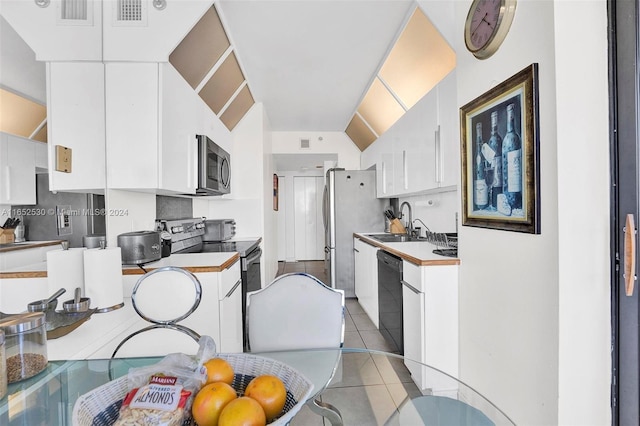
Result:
[322, 184, 328, 231]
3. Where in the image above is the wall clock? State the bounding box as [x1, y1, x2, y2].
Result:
[464, 0, 517, 60]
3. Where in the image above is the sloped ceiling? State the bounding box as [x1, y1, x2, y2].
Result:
[217, 0, 414, 132]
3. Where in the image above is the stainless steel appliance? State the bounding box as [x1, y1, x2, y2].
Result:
[155, 217, 261, 350]
[196, 134, 231, 196]
[203, 219, 236, 242]
[323, 168, 386, 297]
[117, 231, 162, 265]
[378, 250, 403, 354]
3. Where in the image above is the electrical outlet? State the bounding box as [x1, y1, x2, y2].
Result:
[55, 145, 72, 173]
[56, 205, 73, 236]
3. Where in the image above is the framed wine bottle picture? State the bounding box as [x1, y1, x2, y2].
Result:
[459, 63, 540, 234]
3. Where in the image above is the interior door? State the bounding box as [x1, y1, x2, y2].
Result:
[610, 0, 640, 423]
[293, 176, 324, 260]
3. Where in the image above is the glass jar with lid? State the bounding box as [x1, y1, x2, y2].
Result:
[0, 312, 48, 383]
[0, 329, 6, 398]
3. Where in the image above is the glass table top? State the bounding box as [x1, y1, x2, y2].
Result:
[1, 348, 515, 425]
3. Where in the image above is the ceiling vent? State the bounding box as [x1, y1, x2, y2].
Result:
[300, 138, 310, 149]
[113, 0, 147, 27]
[57, 0, 93, 25]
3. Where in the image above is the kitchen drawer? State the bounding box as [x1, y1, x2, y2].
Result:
[402, 260, 423, 292]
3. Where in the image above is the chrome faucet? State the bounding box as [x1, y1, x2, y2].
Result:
[399, 201, 413, 236]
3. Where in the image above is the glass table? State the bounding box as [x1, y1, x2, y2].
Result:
[1, 348, 515, 425]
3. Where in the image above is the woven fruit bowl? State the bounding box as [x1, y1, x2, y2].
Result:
[72, 353, 314, 426]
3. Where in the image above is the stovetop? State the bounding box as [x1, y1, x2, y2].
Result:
[155, 217, 260, 257]
[201, 241, 260, 257]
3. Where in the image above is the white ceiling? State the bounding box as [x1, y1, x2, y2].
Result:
[217, 0, 414, 132]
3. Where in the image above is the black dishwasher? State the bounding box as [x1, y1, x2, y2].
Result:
[377, 250, 403, 354]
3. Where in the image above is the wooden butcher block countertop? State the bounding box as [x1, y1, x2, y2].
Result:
[354, 233, 460, 266]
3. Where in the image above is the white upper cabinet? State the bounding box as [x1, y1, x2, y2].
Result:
[106, 63, 209, 194]
[0, 132, 36, 205]
[47, 62, 106, 193]
[436, 70, 459, 189]
[364, 71, 457, 199]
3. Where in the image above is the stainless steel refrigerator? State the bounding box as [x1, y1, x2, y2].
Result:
[323, 168, 386, 297]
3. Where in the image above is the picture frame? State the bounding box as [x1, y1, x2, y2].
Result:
[459, 63, 540, 234]
[273, 174, 279, 211]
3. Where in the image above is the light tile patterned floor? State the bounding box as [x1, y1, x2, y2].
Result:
[275, 261, 420, 425]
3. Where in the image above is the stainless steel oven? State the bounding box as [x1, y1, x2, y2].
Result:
[196, 134, 230, 196]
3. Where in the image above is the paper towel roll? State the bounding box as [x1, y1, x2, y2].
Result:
[83, 247, 124, 312]
[47, 248, 86, 307]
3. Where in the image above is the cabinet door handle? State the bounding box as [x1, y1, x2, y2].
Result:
[5, 166, 10, 200]
[624, 213, 636, 296]
[225, 279, 242, 298]
[434, 126, 442, 183]
[353, 248, 359, 253]
[401, 279, 420, 294]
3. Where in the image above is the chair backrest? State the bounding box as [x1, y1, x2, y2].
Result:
[111, 266, 203, 359]
[246, 273, 345, 352]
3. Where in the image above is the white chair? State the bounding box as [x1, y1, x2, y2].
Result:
[246, 272, 345, 425]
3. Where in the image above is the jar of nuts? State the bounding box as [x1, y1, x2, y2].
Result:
[0, 312, 48, 384]
[0, 329, 6, 398]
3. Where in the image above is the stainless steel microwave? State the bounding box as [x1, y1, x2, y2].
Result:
[196, 134, 230, 196]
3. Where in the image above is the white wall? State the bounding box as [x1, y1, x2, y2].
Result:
[271, 131, 361, 170]
[206, 103, 278, 287]
[447, 0, 609, 424]
[261, 107, 278, 285]
[553, 2, 610, 424]
[398, 190, 458, 235]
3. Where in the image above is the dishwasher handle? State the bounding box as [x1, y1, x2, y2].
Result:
[377, 250, 403, 272]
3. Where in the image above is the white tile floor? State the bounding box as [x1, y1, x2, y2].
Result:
[276, 261, 421, 425]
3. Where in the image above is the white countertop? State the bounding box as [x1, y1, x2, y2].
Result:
[354, 233, 460, 266]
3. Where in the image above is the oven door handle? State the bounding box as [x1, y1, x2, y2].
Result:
[242, 247, 262, 271]
[225, 279, 242, 299]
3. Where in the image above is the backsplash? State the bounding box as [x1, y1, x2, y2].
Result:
[12, 174, 105, 247]
[156, 195, 193, 220]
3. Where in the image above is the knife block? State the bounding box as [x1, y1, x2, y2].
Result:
[389, 219, 407, 234]
[0, 229, 15, 244]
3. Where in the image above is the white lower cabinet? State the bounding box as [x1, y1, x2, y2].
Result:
[354, 237, 379, 327]
[402, 260, 458, 392]
[79, 260, 242, 360]
[217, 262, 243, 353]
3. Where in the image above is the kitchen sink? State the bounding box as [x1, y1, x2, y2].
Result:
[365, 233, 422, 243]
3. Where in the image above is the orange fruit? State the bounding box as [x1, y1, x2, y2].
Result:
[192, 382, 237, 426]
[204, 357, 235, 385]
[243, 375, 287, 421]
[218, 396, 266, 426]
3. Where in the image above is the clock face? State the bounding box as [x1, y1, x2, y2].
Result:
[468, 0, 502, 51]
[464, 0, 517, 59]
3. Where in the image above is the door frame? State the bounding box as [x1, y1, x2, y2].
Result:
[609, 0, 640, 423]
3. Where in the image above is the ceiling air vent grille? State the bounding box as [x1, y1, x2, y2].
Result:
[114, 0, 147, 26]
[300, 139, 310, 149]
[57, 0, 92, 25]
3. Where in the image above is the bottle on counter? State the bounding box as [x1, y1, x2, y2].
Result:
[502, 103, 523, 211]
[473, 121, 488, 211]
